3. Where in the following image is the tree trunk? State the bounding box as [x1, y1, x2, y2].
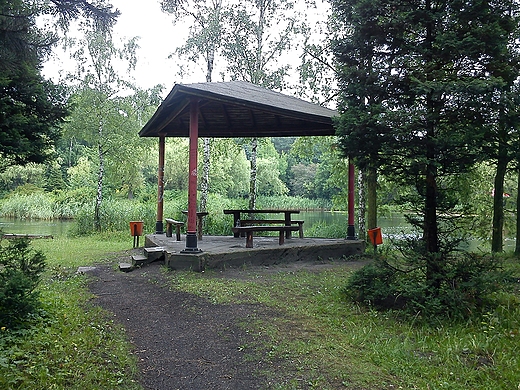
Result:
[367, 165, 377, 231]
[200, 137, 210, 212]
[95, 122, 104, 232]
[357, 168, 366, 241]
[249, 137, 258, 210]
[516, 166, 520, 255]
[492, 153, 508, 252]
[200, 49, 215, 213]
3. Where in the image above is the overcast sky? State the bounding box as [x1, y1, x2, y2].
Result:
[43, 0, 328, 97]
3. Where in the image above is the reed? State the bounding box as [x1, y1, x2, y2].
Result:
[0, 193, 55, 220]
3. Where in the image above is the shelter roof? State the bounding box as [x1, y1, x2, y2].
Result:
[139, 81, 338, 138]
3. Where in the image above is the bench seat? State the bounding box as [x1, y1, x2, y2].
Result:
[232, 225, 300, 248]
[165, 218, 184, 241]
[239, 219, 304, 238]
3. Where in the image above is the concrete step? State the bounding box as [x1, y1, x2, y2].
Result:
[119, 262, 133, 272]
[144, 246, 165, 263]
[131, 254, 148, 266]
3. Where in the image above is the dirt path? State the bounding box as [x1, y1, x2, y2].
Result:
[88, 261, 274, 390]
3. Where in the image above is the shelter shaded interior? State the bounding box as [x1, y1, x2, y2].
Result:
[139, 81, 338, 138]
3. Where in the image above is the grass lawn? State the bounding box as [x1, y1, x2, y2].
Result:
[1, 235, 519, 389]
[161, 259, 520, 389]
[0, 235, 140, 390]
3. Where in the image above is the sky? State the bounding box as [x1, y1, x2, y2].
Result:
[43, 1, 196, 93]
[109, 0, 194, 90]
[42, 0, 329, 97]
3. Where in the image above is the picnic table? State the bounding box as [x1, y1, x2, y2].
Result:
[223, 209, 302, 239]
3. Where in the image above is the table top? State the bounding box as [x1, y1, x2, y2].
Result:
[182, 211, 209, 216]
[223, 209, 300, 214]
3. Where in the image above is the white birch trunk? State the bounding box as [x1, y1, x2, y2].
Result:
[200, 137, 210, 212]
[357, 168, 366, 241]
[95, 120, 104, 232]
[249, 137, 258, 210]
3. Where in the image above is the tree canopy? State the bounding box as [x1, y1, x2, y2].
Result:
[332, 0, 519, 285]
[0, 0, 118, 169]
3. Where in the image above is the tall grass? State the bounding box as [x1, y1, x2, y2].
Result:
[257, 195, 332, 210]
[0, 191, 337, 237]
[0, 193, 55, 219]
[0, 191, 88, 220]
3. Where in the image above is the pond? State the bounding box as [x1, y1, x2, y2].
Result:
[0, 218, 73, 237]
[299, 211, 516, 251]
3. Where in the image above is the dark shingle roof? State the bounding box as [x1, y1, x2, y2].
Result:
[139, 81, 338, 138]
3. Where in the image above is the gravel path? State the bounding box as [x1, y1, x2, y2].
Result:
[88, 261, 274, 390]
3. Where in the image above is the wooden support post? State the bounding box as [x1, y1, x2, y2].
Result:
[156, 134, 165, 234]
[347, 158, 357, 240]
[182, 99, 202, 253]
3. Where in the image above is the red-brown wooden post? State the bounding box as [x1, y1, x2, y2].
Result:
[155, 134, 166, 234]
[183, 98, 202, 252]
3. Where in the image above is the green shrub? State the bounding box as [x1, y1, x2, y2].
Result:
[0, 237, 46, 328]
[344, 253, 510, 320]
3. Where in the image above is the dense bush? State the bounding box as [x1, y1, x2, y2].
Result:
[344, 253, 510, 320]
[0, 237, 46, 328]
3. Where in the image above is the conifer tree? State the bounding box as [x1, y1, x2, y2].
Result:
[332, 0, 517, 289]
[0, 0, 118, 169]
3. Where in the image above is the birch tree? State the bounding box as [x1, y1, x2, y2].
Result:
[0, 0, 117, 169]
[64, 21, 139, 231]
[222, 0, 307, 209]
[161, 0, 228, 213]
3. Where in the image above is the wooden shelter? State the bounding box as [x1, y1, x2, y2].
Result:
[139, 81, 355, 252]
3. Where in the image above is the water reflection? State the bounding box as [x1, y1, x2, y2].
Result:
[0, 218, 72, 237]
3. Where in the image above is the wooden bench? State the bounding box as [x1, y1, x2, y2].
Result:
[232, 225, 300, 248]
[239, 219, 304, 238]
[224, 209, 301, 238]
[181, 211, 208, 240]
[165, 218, 184, 241]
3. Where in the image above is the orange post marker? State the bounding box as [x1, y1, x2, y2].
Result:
[129, 221, 144, 236]
[367, 227, 383, 245]
[130, 221, 144, 248]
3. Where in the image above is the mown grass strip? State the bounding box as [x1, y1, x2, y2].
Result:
[161, 261, 520, 390]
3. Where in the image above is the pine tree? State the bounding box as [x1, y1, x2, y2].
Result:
[332, 0, 517, 289]
[0, 0, 118, 169]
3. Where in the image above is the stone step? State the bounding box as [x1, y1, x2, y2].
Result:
[131, 254, 148, 266]
[119, 262, 133, 272]
[145, 246, 165, 253]
[144, 246, 165, 263]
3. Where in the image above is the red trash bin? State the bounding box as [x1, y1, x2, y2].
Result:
[130, 221, 144, 247]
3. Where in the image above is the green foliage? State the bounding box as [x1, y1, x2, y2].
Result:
[0, 273, 139, 389]
[0, 1, 117, 169]
[222, 0, 303, 88]
[257, 157, 288, 196]
[70, 198, 157, 236]
[0, 164, 45, 193]
[288, 136, 345, 202]
[0, 237, 46, 328]
[344, 253, 511, 320]
[305, 220, 346, 238]
[257, 195, 331, 210]
[0, 192, 55, 220]
[332, 0, 518, 259]
[205, 139, 249, 198]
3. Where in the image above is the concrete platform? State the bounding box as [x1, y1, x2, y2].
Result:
[144, 233, 365, 271]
